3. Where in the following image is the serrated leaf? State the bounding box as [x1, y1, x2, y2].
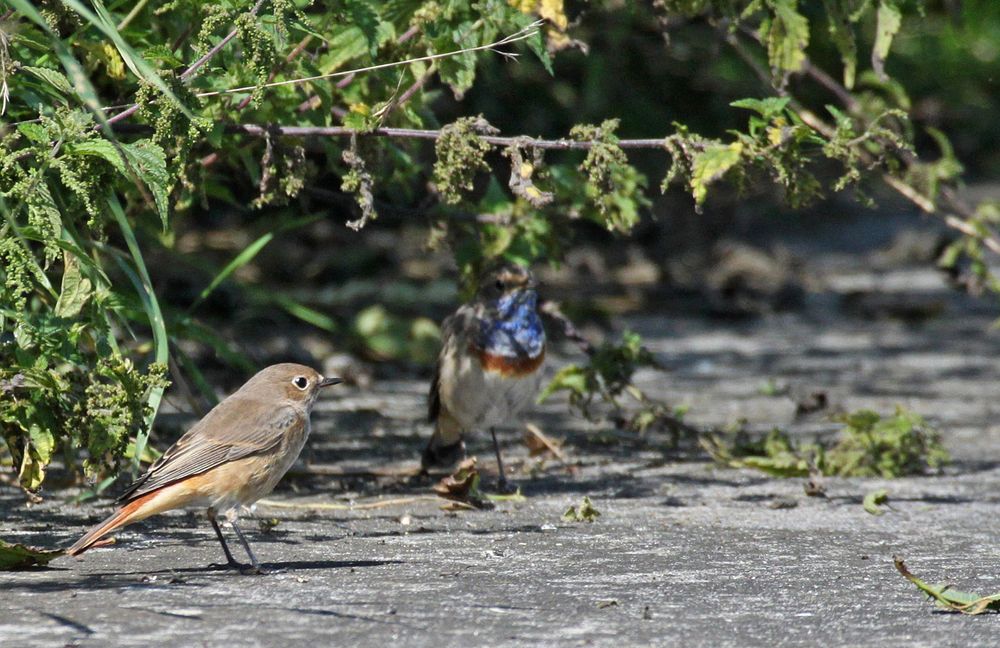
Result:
[120, 141, 170, 228]
[690, 142, 743, 205]
[55, 253, 93, 318]
[21, 66, 73, 94]
[345, 0, 381, 56]
[730, 97, 790, 119]
[0, 539, 64, 570]
[872, 0, 901, 81]
[16, 122, 50, 144]
[67, 139, 170, 227]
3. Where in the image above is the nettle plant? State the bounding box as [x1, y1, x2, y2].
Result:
[0, 0, 995, 491]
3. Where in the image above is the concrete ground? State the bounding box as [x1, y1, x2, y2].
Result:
[4, 254, 1000, 646]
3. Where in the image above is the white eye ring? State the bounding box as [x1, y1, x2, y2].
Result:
[292, 376, 309, 390]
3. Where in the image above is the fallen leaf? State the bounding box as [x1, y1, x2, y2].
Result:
[863, 489, 889, 515]
[563, 496, 601, 522]
[433, 458, 494, 510]
[0, 539, 64, 570]
[894, 556, 1000, 614]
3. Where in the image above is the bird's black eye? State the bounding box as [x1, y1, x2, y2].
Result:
[292, 376, 309, 390]
[495, 279, 505, 291]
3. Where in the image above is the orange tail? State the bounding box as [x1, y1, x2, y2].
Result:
[67, 490, 158, 556]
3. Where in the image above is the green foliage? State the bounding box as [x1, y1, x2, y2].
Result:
[540, 330, 658, 415]
[1, 0, 994, 492]
[703, 407, 949, 478]
[433, 116, 498, 205]
[570, 120, 649, 233]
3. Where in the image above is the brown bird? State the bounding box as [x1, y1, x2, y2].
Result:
[67, 363, 341, 573]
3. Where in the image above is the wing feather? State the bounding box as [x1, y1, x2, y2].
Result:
[117, 398, 300, 504]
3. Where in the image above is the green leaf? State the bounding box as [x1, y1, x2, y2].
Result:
[690, 142, 743, 205]
[730, 97, 790, 120]
[120, 141, 170, 228]
[872, 0, 902, 80]
[68, 139, 170, 227]
[764, 0, 810, 73]
[28, 424, 56, 464]
[0, 539, 64, 570]
[862, 488, 889, 515]
[54, 253, 93, 318]
[539, 365, 590, 402]
[16, 122, 49, 144]
[21, 66, 73, 94]
[345, 0, 381, 56]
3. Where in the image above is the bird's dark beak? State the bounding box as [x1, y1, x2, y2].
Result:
[318, 376, 343, 388]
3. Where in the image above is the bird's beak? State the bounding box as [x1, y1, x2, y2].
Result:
[318, 376, 343, 388]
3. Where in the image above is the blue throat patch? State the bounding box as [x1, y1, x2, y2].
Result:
[478, 290, 545, 359]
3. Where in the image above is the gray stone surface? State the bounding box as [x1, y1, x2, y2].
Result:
[4, 261, 1000, 647]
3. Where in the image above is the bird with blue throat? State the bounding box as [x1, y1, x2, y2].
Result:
[423, 263, 546, 492]
[66, 363, 341, 574]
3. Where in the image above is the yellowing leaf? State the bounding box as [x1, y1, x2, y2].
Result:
[690, 142, 743, 205]
[764, 0, 810, 73]
[872, 0, 902, 81]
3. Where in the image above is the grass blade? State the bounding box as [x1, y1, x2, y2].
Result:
[107, 193, 168, 474]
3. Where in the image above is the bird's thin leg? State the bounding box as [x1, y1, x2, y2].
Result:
[230, 520, 264, 574]
[207, 508, 244, 569]
[490, 427, 515, 493]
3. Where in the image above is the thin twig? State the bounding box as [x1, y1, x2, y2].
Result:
[193, 21, 542, 98]
[223, 123, 669, 150]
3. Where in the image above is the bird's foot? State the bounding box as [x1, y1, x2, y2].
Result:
[494, 477, 519, 495]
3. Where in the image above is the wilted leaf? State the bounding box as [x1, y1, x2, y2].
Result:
[563, 495, 600, 522]
[863, 488, 889, 515]
[0, 539, 64, 570]
[895, 556, 1000, 615]
[433, 458, 495, 510]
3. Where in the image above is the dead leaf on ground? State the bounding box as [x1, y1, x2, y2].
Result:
[0, 539, 64, 570]
[523, 423, 566, 461]
[895, 556, 1000, 614]
[432, 458, 494, 510]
